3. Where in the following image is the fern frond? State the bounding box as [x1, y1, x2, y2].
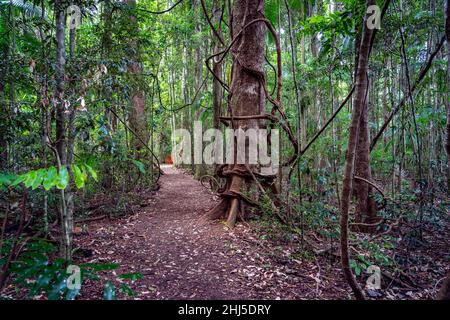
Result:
[0, 0, 47, 19]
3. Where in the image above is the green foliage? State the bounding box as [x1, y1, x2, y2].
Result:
[350, 237, 395, 276]
[56, 167, 69, 190]
[2, 239, 77, 300]
[0, 0, 46, 19]
[118, 272, 144, 281]
[0, 164, 98, 190]
[265, 0, 280, 27]
[80, 262, 120, 272]
[298, 201, 339, 237]
[131, 159, 146, 174]
[1, 238, 142, 300]
[43, 167, 58, 190]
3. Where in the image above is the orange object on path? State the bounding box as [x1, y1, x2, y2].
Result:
[165, 154, 173, 164]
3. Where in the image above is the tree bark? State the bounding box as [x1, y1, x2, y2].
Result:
[212, 0, 223, 130]
[445, 0, 450, 190]
[126, 0, 149, 156]
[352, 0, 377, 230]
[354, 97, 377, 229]
[211, 0, 223, 178]
[340, 0, 376, 300]
[54, 0, 73, 261]
[55, 0, 66, 165]
[208, 0, 266, 228]
[284, 0, 304, 207]
[0, 44, 8, 170]
[194, 0, 206, 179]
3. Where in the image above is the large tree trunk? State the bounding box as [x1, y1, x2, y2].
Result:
[0, 44, 8, 170]
[340, 0, 376, 300]
[126, 0, 149, 156]
[208, 0, 266, 228]
[445, 0, 450, 190]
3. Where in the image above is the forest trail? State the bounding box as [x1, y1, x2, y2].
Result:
[75, 165, 347, 299]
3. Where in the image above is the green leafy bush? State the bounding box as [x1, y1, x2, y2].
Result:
[1, 239, 142, 300]
[0, 163, 98, 191]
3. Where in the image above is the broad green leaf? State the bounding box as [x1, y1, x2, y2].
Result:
[11, 174, 25, 187]
[132, 159, 145, 173]
[0, 173, 16, 188]
[31, 169, 46, 190]
[118, 272, 143, 281]
[23, 170, 37, 188]
[57, 166, 69, 190]
[80, 262, 120, 271]
[43, 167, 58, 191]
[84, 164, 98, 182]
[72, 164, 85, 189]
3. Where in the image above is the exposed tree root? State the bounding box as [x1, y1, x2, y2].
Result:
[207, 199, 229, 220]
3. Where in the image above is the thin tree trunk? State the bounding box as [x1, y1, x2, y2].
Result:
[69, 1, 76, 60]
[284, 0, 304, 212]
[354, 97, 377, 229]
[54, 0, 72, 261]
[212, 0, 223, 131]
[55, 0, 66, 165]
[66, 7, 78, 261]
[211, 0, 223, 177]
[194, 18, 206, 179]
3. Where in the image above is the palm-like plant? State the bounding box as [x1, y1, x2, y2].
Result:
[0, 0, 47, 19]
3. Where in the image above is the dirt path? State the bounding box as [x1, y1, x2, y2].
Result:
[75, 165, 347, 299]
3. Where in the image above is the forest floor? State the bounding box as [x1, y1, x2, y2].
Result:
[74, 165, 351, 299]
